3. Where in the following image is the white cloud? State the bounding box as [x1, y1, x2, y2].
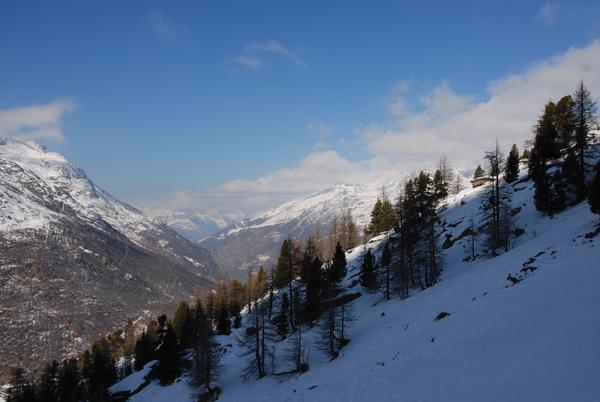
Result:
[537, 2, 561, 26]
[233, 40, 306, 69]
[233, 55, 264, 69]
[166, 40, 600, 214]
[0, 99, 76, 141]
[147, 9, 175, 39]
[367, 40, 600, 169]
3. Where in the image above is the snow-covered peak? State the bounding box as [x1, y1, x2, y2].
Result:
[250, 181, 402, 230]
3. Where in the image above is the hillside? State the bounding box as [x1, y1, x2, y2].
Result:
[110, 164, 600, 401]
[200, 182, 401, 278]
[0, 139, 219, 380]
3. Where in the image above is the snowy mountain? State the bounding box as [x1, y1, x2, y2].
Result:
[200, 182, 401, 278]
[144, 207, 245, 242]
[0, 138, 219, 381]
[110, 161, 600, 401]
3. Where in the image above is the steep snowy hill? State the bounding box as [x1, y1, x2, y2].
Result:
[111, 164, 600, 401]
[0, 138, 219, 380]
[200, 182, 401, 278]
[144, 207, 245, 242]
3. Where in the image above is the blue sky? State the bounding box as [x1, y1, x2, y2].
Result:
[1, 1, 600, 213]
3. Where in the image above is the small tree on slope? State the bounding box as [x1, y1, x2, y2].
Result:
[588, 161, 600, 214]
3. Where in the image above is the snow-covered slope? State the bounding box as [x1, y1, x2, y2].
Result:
[0, 138, 219, 381]
[112, 164, 600, 401]
[200, 182, 401, 278]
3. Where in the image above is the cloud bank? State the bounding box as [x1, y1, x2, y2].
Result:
[0, 99, 76, 142]
[181, 40, 600, 214]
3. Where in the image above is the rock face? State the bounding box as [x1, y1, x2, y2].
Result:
[0, 139, 219, 380]
[200, 182, 400, 278]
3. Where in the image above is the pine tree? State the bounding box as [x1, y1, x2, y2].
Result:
[437, 154, 453, 185]
[154, 324, 182, 385]
[588, 161, 600, 214]
[535, 101, 561, 160]
[329, 242, 347, 287]
[273, 238, 297, 331]
[365, 198, 383, 237]
[433, 169, 448, 201]
[189, 301, 220, 395]
[38, 361, 59, 402]
[86, 339, 117, 401]
[171, 301, 193, 344]
[57, 359, 80, 402]
[504, 144, 520, 183]
[216, 304, 231, 335]
[553, 95, 576, 152]
[380, 241, 392, 300]
[365, 197, 396, 237]
[482, 141, 512, 253]
[359, 248, 377, 291]
[573, 81, 598, 199]
[134, 330, 155, 371]
[274, 239, 291, 290]
[473, 165, 485, 178]
[273, 293, 289, 340]
[300, 238, 323, 326]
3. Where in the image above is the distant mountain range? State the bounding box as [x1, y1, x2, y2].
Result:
[0, 138, 219, 380]
[144, 207, 245, 242]
[198, 182, 401, 278]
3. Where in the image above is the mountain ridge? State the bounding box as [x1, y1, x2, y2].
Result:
[0, 138, 219, 380]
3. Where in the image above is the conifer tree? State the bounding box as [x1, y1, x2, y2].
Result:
[433, 169, 448, 201]
[504, 144, 520, 183]
[573, 81, 598, 199]
[380, 241, 392, 300]
[300, 238, 323, 326]
[154, 324, 182, 385]
[216, 304, 231, 335]
[473, 165, 485, 178]
[365, 197, 396, 237]
[588, 161, 600, 215]
[359, 247, 377, 291]
[171, 301, 193, 343]
[57, 359, 80, 402]
[38, 361, 59, 402]
[189, 301, 220, 394]
[273, 238, 297, 331]
[273, 293, 289, 340]
[482, 141, 512, 253]
[553, 95, 576, 151]
[329, 242, 347, 287]
[134, 330, 155, 371]
[274, 239, 292, 290]
[86, 339, 117, 400]
[228, 278, 244, 328]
